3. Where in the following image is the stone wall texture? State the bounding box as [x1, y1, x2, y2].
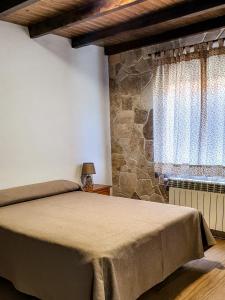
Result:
[109, 49, 167, 202]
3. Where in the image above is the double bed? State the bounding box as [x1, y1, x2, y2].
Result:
[0, 180, 215, 300]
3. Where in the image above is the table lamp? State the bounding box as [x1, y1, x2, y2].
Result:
[81, 162, 96, 189]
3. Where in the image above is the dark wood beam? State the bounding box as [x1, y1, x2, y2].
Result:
[29, 0, 148, 38]
[104, 15, 225, 55]
[0, 0, 38, 17]
[72, 0, 225, 48]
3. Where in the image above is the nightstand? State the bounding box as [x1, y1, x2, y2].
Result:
[83, 184, 111, 196]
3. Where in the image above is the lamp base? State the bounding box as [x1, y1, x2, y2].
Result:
[82, 175, 94, 190]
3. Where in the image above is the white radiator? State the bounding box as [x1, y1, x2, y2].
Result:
[169, 187, 225, 232]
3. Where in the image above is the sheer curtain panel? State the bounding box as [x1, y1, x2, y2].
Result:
[153, 42, 225, 177]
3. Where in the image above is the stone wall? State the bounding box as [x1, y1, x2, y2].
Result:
[109, 49, 167, 202]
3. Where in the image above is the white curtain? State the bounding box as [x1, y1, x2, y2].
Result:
[204, 54, 225, 166]
[153, 59, 201, 165]
[153, 54, 225, 176]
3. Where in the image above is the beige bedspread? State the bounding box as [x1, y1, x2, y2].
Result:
[0, 182, 215, 300]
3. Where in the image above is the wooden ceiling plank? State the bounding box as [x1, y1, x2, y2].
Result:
[29, 0, 148, 38]
[104, 14, 225, 55]
[72, 0, 225, 48]
[0, 0, 39, 17]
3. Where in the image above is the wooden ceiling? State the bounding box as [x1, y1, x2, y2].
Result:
[1, 0, 225, 55]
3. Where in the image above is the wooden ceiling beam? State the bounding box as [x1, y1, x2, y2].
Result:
[0, 0, 38, 17]
[29, 0, 148, 38]
[104, 15, 225, 55]
[72, 0, 225, 48]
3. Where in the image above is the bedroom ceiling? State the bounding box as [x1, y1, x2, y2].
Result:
[1, 0, 225, 55]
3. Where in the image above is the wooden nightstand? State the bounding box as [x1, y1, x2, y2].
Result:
[83, 184, 111, 196]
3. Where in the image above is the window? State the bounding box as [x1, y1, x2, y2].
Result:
[153, 48, 225, 175]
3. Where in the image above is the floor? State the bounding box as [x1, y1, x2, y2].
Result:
[0, 239, 225, 300]
[139, 239, 225, 300]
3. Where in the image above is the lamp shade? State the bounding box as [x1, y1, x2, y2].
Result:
[81, 163, 96, 175]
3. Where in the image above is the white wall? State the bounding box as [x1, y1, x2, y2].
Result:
[0, 21, 112, 189]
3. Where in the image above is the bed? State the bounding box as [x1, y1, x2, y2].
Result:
[0, 180, 215, 300]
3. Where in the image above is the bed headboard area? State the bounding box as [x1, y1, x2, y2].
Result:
[0, 180, 81, 207]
